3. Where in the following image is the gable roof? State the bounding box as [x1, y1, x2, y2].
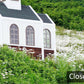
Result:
[38, 14, 52, 23]
[0, 2, 40, 21]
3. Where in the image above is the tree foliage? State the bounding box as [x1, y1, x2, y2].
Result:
[22, 0, 84, 30]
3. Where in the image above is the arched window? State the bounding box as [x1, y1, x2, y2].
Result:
[10, 24, 19, 44]
[26, 26, 35, 46]
[44, 29, 51, 48]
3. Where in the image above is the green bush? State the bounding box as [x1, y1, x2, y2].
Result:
[0, 46, 83, 84]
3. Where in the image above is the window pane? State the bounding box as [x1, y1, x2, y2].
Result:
[44, 29, 51, 48]
[26, 26, 34, 46]
[10, 24, 19, 44]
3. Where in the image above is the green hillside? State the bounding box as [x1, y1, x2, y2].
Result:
[22, 0, 84, 31]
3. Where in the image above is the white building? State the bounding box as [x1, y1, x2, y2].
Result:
[0, 0, 56, 60]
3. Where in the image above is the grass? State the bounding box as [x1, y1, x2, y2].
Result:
[65, 42, 73, 47]
[56, 26, 84, 40]
[56, 26, 67, 35]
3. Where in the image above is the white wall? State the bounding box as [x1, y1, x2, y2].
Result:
[1, 16, 56, 59]
[0, 14, 3, 45]
[43, 23, 56, 50]
[1, 17, 43, 48]
[43, 23, 56, 57]
[4, 0, 21, 10]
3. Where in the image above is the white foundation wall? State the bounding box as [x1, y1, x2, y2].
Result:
[1, 17, 43, 48]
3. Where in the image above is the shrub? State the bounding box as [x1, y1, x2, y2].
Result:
[0, 45, 83, 84]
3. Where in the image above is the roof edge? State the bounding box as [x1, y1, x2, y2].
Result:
[29, 5, 43, 22]
[45, 14, 55, 25]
